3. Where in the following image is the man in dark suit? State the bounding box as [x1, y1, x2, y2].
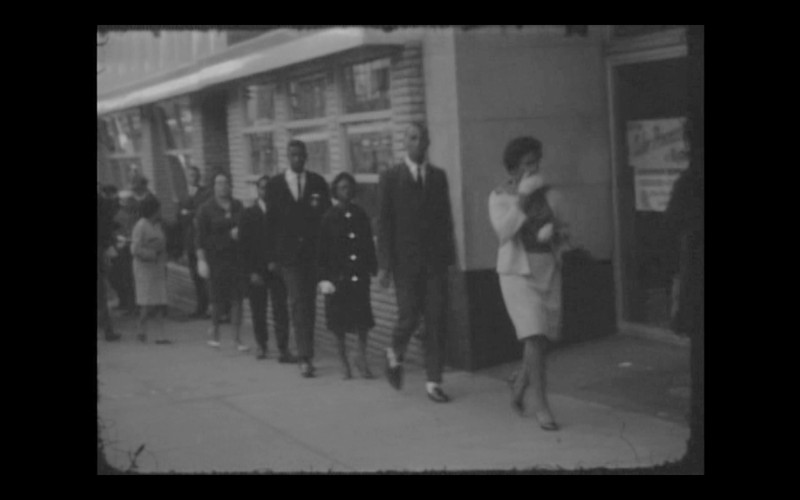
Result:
[265, 140, 332, 377]
[377, 122, 456, 403]
[178, 166, 212, 318]
[239, 175, 292, 362]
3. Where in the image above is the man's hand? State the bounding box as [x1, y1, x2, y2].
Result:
[378, 269, 392, 289]
[198, 259, 210, 279]
[230, 227, 239, 241]
[268, 262, 278, 273]
[250, 273, 264, 286]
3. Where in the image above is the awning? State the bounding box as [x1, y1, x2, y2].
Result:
[97, 28, 403, 115]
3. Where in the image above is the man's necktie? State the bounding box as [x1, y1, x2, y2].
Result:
[297, 175, 302, 200]
[416, 168, 424, 190]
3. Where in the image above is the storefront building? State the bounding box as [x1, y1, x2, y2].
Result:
[97, 26, 699, 369]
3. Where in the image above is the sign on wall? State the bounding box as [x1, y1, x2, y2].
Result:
[627, 118, 689, 212]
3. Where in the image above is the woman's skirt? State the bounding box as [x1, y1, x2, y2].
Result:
[325, 280, 375, 333]
[499, 267, 562, 342]
[133, 258, 168, 306]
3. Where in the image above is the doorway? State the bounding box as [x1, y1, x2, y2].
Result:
[610, 52, 689, 331]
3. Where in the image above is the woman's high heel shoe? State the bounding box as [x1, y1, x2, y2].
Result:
[507, 372, 525, 416]
[534, 410, 559, 431]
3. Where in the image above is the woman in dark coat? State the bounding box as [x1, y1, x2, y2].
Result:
[195, 171, 248, 351]
[317, 173, 378, 379]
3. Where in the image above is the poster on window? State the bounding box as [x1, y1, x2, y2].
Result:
[627, 118, 690, 212]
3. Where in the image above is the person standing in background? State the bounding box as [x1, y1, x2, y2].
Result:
[195, 171, 249, 351]
[178, 166, 211, 319]
[239, 175, 292, 361]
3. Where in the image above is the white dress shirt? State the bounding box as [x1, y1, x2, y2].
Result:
[257, 199, 267, 214]
[404, 155, 427, 184]
[285, 169, 306, 201]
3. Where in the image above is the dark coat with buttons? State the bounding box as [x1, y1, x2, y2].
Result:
[317, 202, 377, 332]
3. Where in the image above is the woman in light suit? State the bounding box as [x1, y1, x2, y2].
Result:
[488, 136, 570, 431]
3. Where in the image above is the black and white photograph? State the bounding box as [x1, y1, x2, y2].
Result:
[96, 25, 704, 474]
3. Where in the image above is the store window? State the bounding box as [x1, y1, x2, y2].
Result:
[345, 122, 393, 174]
[99, 110, 144, 189]
[156, 98, 194, 150]
[247, 132, 277, 176]
[342, 57, 391, 114]
[155, 98, 195, 202]
[288, 74, 327, 120]
[243, 82, 276, 126]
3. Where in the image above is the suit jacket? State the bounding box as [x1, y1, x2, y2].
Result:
[239, 202, 277, 278]
[178, 185, 211, 253]
[317, 203, 378, 285]
[265, 170, 331, 267]
[377, 162, 456, 277]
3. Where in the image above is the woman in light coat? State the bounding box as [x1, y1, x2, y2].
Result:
[131, 196, 170, 344]
[488, 136, 570, 431]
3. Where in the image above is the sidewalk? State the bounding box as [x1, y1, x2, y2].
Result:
[97, 313, 691, 473]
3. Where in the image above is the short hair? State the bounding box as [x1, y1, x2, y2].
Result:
[131, 174, 149, 190]
[211, 169, 232, 185]
[406, 121, 430, 142]
[288, 139, 307, 156]
[139, 195, 161, 219]
[503, 136, 543, 172]
[331, 172, 357, 194]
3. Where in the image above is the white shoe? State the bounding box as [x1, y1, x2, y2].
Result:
[237, 344, 250, 352]
[207, 340, 221, 348]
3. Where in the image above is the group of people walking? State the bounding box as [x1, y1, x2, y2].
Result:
[98, 122, 572, 431]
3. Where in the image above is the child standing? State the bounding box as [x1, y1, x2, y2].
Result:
[317, 173, 378, 379]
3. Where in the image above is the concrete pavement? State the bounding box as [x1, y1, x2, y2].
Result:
[97, 313, 691, 473]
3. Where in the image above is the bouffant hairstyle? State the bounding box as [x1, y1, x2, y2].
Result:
[331, 172, 357, 195]
[503, 136, 543, 173]
[139, 195, 161, 219]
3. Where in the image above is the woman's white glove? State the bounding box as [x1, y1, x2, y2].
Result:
[318, 281, 336, 295]
[537, 222, 554, 243]
[517, 173, 545, 195]
[198, 259, 210, 279]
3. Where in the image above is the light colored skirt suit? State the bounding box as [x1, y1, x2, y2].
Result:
[488, 182, 565, 342]
[131, 218, 168, 306]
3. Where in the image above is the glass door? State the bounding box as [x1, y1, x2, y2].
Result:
[611, 55, 690, 329]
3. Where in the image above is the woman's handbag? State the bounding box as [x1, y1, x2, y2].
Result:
[518, 187, 555, 253]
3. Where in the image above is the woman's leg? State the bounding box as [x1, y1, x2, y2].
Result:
[155, 305, 168, 343]
[527, 335, 557, 429]
[334, 330, 352, 379]
[137, 305, 150, 342]
[355, 329, 373, 378]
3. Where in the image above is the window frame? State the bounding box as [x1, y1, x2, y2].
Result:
[287, 72, 329, 121]
[341, 56, 392, 115]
